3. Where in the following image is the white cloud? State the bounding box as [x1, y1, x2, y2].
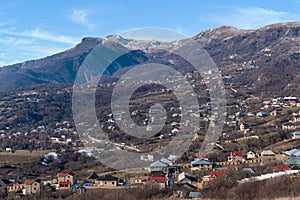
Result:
[209, 7, 299, 29]
[0, 29, 80, 66]
[1, 28, 80, 44]
[24, 29, 80, 44]
[0, 37, 34, 46]
[70, 8, 94, 29]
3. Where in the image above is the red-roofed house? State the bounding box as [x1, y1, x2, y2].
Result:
[150, 176, 167, 188]
[273, 164, 290, 171]
[210, 172, 226, 179]
[228, 151, 244, 162]
[24, 180, 41, 195]
[194, 153, 209, 160]
[57, 172, 76, 189]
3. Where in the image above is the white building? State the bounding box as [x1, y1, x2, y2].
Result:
[292, 131, 300, 139]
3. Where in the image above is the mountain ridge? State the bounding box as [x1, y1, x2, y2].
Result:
[0, 22, 299, 94]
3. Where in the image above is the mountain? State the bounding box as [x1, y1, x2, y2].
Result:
[0, 22, 299, 95]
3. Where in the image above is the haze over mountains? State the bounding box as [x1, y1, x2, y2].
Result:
[0, 22, 299, 95]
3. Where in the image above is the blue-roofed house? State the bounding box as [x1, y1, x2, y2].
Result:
[150, 160, 169, 172]
[191, 158, 213, 171]
[240, 167, 255, 174]
[188, 191, 203, 199]
[284, 157, 300, 166]
[284, 149, 300, 157]
[161, 158, 173, 166]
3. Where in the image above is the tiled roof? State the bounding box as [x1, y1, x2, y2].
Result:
[58, 172, 75, 177]
[230, 151, 243, 156]
[194, 153, 209, 159]
[210, 171, 226, 178]
[25, 180, 35, 185]
[150, 176, 167, 183]
[273, 164, 290, 171]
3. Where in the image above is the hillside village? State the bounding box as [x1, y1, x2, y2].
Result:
[1, 140, 300, 199]
[0, 82, 299, 199]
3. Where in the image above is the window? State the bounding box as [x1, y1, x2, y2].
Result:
[112, 182, 115, 185]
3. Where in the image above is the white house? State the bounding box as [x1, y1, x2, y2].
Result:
[292, 131, 300, 139]
[261, 150, 275, 157]
[246, 151, 257, 160]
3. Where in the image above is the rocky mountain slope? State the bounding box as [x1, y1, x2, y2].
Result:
[0, 22, 299, 95]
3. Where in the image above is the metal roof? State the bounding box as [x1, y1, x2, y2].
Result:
[191, 158, 212, 166]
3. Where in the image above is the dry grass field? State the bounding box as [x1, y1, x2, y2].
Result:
[0, 150, 52, 164]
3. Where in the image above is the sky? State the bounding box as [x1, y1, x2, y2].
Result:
[0, 0, 299, 66]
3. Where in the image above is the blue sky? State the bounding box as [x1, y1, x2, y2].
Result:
[0, 0, 299, 66]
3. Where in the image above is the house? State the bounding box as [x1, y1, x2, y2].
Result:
[293, 115, 300, 122]
[188, 191, 203, 199]
[246, 151, 257, 160]
[97, 174, 119, 187]
[177, 172, 200, 184]
[57, 172, 76, 189]
[284, 157, 300, 166]
[260, 150, 276, 163]
[160, 158, 173, 166]
[210, 171, 226, 179]
[228, 151, 243, 162]
[149, 176, 167, 188]
[226, 121, 237, 126]
[256, 111, 267, 118]
[194, 153, 209, 160]
[87, 172, 100, 182]
[24, 180, 41, 195]
[261, 150, 275, 157]
[129, 176, 147, 185]
[282, 123, 300, 130]
[270, 110, 280, 116]
[292, 131, 300, 139]
[191, 158, 213, 171]
[141, 155, 154, 162]
[7, 180, 23, 193]
[283, 149, 300, 157]
[150, 160, 169, 172]
[240, 168, 255, 174]
[240, 123, 250, 131]
[284, 97, 297, 103]
[273, 164, 290, 171]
